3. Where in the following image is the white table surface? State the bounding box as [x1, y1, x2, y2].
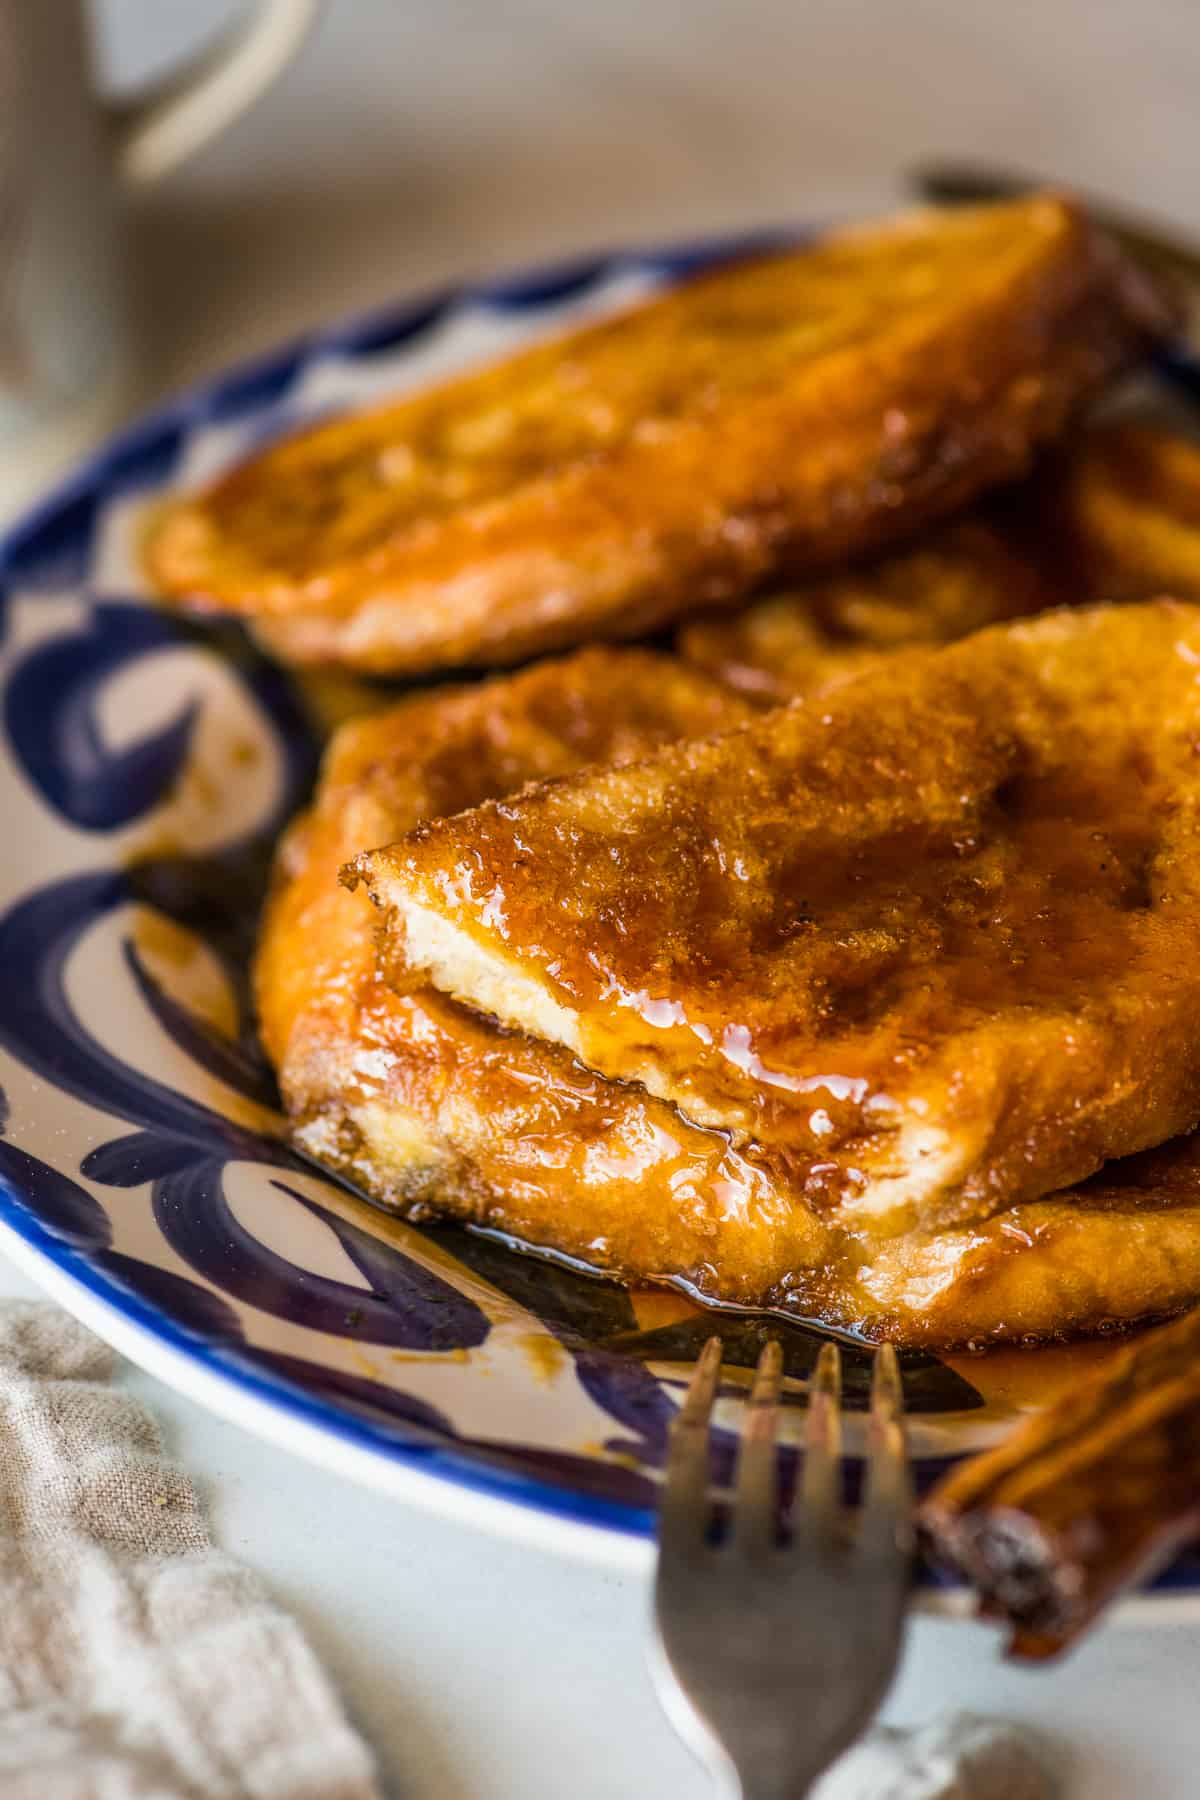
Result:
[8, 2, 1200, 1793]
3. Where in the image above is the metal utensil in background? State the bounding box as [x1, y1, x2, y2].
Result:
[911, 159, 1200, 333]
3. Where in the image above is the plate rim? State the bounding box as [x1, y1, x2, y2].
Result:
[0, 1207, 646, 1567]
[2, 225, 1199, 1606]
[0, 222, 799, 579]
[12, 1217, 1200, 1628]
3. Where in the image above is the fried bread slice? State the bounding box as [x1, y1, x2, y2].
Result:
[1041, 418, 1200, 600]
[858, 1136, 1200, 1348]
[361, 602, 1200, 1239]
[262, 639, 1200, 1345]
[678, 516, 1053, 704]
[678, 419, 1200, 706]
[256, 647, 762, 1262]
[257, 645, 746, 1099]
[257, 653, 838, 1323]
[146, 197, 1171, 674]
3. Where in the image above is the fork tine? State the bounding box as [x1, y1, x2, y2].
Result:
[731, 1339, 784, 1555]
[857, 1343, 913, 1560]
[659, 1335, 723, 1553]
[652, 1334, 915, 1798]
[792, 1341, 842, 1548]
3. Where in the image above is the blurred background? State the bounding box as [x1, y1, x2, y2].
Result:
[102, 0, 1200, 397]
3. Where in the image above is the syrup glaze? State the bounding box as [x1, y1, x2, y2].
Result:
[377, 602, 1200, 1232]
[259, 624, 1200, 1346]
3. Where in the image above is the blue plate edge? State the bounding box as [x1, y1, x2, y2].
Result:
[0, 225, 1196, 1586]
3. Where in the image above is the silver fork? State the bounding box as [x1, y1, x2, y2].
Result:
[650, 1338, 913, 1800]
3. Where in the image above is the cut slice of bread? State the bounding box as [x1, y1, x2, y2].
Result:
[360, 603, 1200, 1238]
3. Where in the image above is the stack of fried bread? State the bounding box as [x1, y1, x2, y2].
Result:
[148, 193, 1200, 1349]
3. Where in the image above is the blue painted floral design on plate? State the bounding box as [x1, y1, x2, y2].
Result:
[0, 232, 1197, 1589]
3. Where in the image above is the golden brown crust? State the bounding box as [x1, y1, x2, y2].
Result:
[257, 652, 850, 1318]
[365, 602, 1200, 1238]
[256, 645, 745, 1082]
[677, 517, 1054, 704]
[146, 197, 1173, 675]
[678, 418, 1200, 707]
[259, 637, 1200, 1347]
[921, 1292, 1200, 1655]
[1040, 418, 1200, 601]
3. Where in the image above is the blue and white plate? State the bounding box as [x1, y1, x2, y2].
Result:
[1, 233, 1197, 1607]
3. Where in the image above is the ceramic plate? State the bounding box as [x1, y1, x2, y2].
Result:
[1, 231, 1198, 1604]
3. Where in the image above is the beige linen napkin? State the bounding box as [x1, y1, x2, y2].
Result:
[0, 1294, 1055, 1800]
[0, 1299, 381, 1800]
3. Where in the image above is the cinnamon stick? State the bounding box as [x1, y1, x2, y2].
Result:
[920, 1308, 1200, 1657]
